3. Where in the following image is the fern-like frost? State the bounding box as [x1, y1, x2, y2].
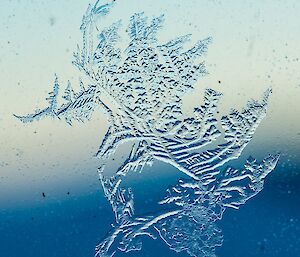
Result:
[15, 1, 279, 256]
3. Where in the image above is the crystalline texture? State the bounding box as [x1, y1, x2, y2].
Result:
[15, 1, 279, 256]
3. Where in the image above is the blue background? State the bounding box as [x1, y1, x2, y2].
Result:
[0, 0, 299, 256]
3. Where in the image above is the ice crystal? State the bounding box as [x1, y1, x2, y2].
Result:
[15, 1, 279, 256]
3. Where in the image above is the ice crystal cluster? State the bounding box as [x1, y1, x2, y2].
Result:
[16, 1, 279, 256]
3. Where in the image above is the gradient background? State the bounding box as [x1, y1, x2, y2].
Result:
[0, 0, 299, 256]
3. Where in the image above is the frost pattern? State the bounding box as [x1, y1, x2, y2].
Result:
[15, 1, 279, 257]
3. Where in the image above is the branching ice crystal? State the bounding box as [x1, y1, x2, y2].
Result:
[15, 1, 279, 256]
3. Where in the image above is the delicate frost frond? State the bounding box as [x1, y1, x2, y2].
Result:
[128, 12, 148, 40]
[14, 76, 60, 123]
[80, 0, 115, 31]
[15, 2, 279, 257]
[116, 141, 153, 176]
[62, 81, 75, 103]
[15, 79, 97, 126]
[216, 153, 280, 209]
[144, 14, 164, 41]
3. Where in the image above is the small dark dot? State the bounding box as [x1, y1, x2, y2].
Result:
[67, 192, 70, 195]
[42, 192, 46, 197]
[218, 80, 221, 84]
[49, 17, 56, 26]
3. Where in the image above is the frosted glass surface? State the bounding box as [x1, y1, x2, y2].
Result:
[0, 1, 299, 257]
